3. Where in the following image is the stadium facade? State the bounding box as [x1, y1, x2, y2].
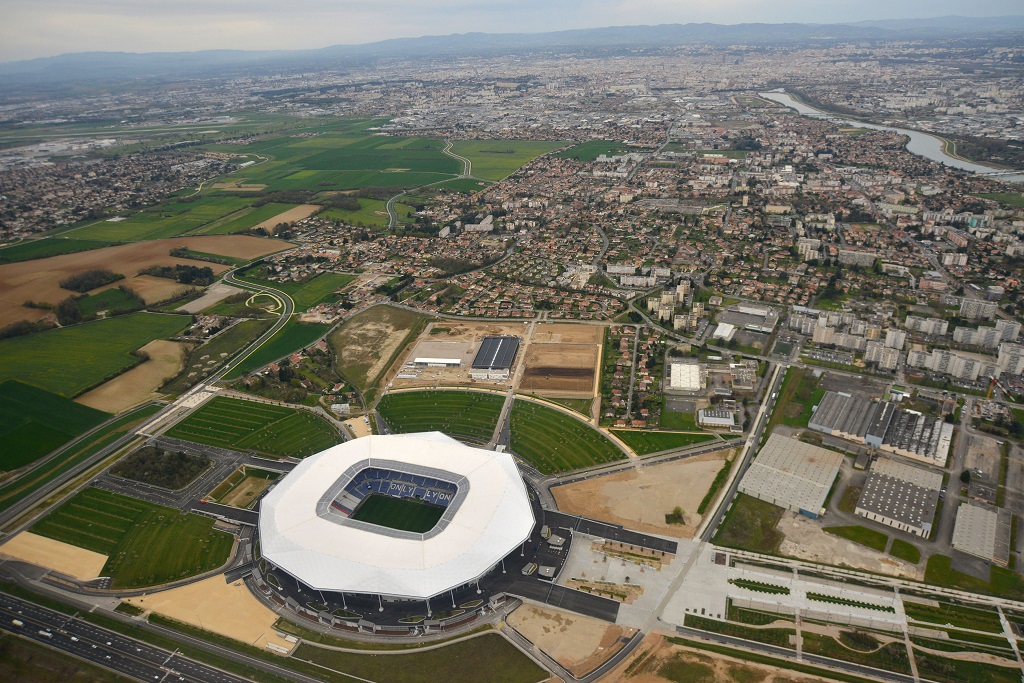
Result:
[258, 432, 535, 603]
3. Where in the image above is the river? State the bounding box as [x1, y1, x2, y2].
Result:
[759, 90, 1024, 185]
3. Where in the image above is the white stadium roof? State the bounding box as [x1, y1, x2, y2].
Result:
[259, 432, 534, 600]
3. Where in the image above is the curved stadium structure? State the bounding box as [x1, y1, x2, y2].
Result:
[258, 432, 535, 602]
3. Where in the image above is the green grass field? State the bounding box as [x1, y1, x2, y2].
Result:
[350, 494, 446, 533]
[378, 390, 504, 441]
[0, 312, 190, 396]
[823, 525, 888, 552]
[163, 318, 275, 393]
[889, 538, 922, 564]
[32, 487, 233, 588]
[553, 140, 631, 162]
[75, 287, 144, 317]
[450, 140, 565, 181]
[974, 193, 1024, 209]
[432, 177, 493, 193]
[0, 238, 116, 264]
[509, 400, 625, 474]
[610, 429, 716, 455]
[0, 380, 109, 471]
[236, 271, 355, 311]
[188, 202, 300, 235]
[659, 408, 700, 431]
[0, 634, 135, 683]
[165, 396, 337, 457]
[714, 493, 785, 554]
[320, 198, 414, 228]
[69, 197, 255, 242]
[225, 318, 333, 379]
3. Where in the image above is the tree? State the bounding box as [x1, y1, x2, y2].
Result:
[960, 469, 971, 484]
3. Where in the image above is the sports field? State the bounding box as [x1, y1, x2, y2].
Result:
[0, 237, 115, 264]
[350, 494, 446, 533]
[165, 396, 337, 457]
[450, 140, 565, 181]
[0, 312, 191, 396]
[225, 319, 332, 379]
[378, 390, 504, 442]
[610, 430, 717, 456]
[509, 400, 625, 474]
[0, 380, 110, 471]
[31, 487, 233, 588]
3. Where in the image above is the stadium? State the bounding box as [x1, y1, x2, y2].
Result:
[255, 432, 542, 630]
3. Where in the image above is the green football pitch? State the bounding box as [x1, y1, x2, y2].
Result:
[350, 494, 445, 533]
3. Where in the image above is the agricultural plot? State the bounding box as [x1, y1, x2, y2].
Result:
[378, 390, 504, 442]
[450, 140, 565, 181]
[0, 312, 190, 397]
[207, 466, 279, 508]
[31, 487, 233, 588]
[509, 399, 625, 474]
[350, 494, 446, 533]
[0, 238, 115, 264]
[166, 396, 338, 458]
[225, 319, 332, 379]
[70, 197, 255, 242]
[320, 198, 414, 228]
[75, 287, 145, 317]
[610, 430, 716, 456]
[0, 380, 109, 471]
[188, 202, 300, 235]
[432, 178, 493, 193]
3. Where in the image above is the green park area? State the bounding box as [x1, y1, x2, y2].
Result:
[610, 429, 716, 456]
[509, 399, 625, 474]
[165, 396, 337, 457]
[32, 487, 233, 588]
[235, 269, 355, 310]
[225, 319, 332, 379]
[450, 140, 565, 180]
[0, 380, 109, 471]
[0, 312, 190, 396]
[378, 390, 504, 442]
[319, 198, 415, 228]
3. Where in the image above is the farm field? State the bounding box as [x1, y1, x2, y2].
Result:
[509, 399, 625, 474]
[320, 198, 415, 228]
[69, 196, 256, 242]
[520, 343, 599, 395]
[378, 390, 504, 442]
[0, 312, 190, 397]
[0, 237, 115, 264]
[610, 430, 717, 456]
[236, 270, 355, 310]
[164, 318, 275, 393]
[553, 140, 633, 162]
[350, 494, 446, 533]
[0, 380, 109, 471]
[75, 287, 144, 317]
[165, 396, 337, 458]
[188, 202, 299, 235]
[207, 466, 279, 508]
[0, 404, 160, 515]
[32, 487, 233, 588]
[328, 305, 431, 395]
[450, 140, 565, 181]
[431, 177, 492, 193]
[225, 318, 332, 379]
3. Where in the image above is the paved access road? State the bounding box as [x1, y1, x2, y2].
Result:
[0, 591, 248, 683]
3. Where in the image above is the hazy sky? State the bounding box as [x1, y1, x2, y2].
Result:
[1, 0, 1020, 62]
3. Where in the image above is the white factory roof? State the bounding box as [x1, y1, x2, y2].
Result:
[739, 433, 844, 514]
[712, 322, 737, 341]
[670, 362, 703, 391]
[259, 432, 534, 600]
[952, 503, 1001, 563]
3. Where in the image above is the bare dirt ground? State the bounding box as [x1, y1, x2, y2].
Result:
[252, 204, 321, 233]
[211, 182, 267, 191]
[76, 339, 186, 413]
[508, 604, 635, 678]
[343, 417, 372, 438]
[0, 531, 108, 580]
[520, 344, 599, 395]
[0, 235, 290, 326]
[220, 476, 273, 509]
[177, 282, 243, 314]
[776, 514, 923, 580]
[552, 450, 732, 538]
[532, 323, 603, 345]
[127, 575, 294, 652]
[605, 632, 839, 683]
[330, 307, 427, 392]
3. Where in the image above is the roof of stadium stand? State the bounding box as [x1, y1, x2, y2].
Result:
[258, 432, 534, 600]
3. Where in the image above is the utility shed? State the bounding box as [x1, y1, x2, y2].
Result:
[855, 473, 938, 538]
[952, 503, 1011, 566]
[738, 433, 843, 518]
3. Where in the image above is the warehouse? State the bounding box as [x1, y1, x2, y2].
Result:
[669, 362, 703, 392]
[738, 433, 843, 518]
[413, 357, 462, 367]
[470, 336, 520, 379]
[952, 503, 1012, 566]
[855, 472, 938, 538]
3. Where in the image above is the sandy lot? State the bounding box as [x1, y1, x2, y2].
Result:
[252, 204, 322, 233]
[343, 417, 372, 438]
[177, 282, 243, 314]
[76, 339, 186, 413]
[552, 450, 732, 538]
[508, 604, 635, 678]
[520, 344, 599, 395]
[777, 514, 923, 580]
[0, 531, 108, 580]
[127, 575, 294, 652]
[220, 476, 273, 509]
[531, 323, 602, 345]
[0, 235, 290, 326]
[605, 633, 833, 683]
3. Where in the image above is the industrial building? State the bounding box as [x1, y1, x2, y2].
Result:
[668, 363, 703, 392]
[737, 434, 843, 518]
[697, 409, 737, 429]
[855, 458, 940, 538]
[470, 336, 520, 379]
[952, 503, 1011, 566]
[413, 357, 462, 367]
[809, 391, 954, 467]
